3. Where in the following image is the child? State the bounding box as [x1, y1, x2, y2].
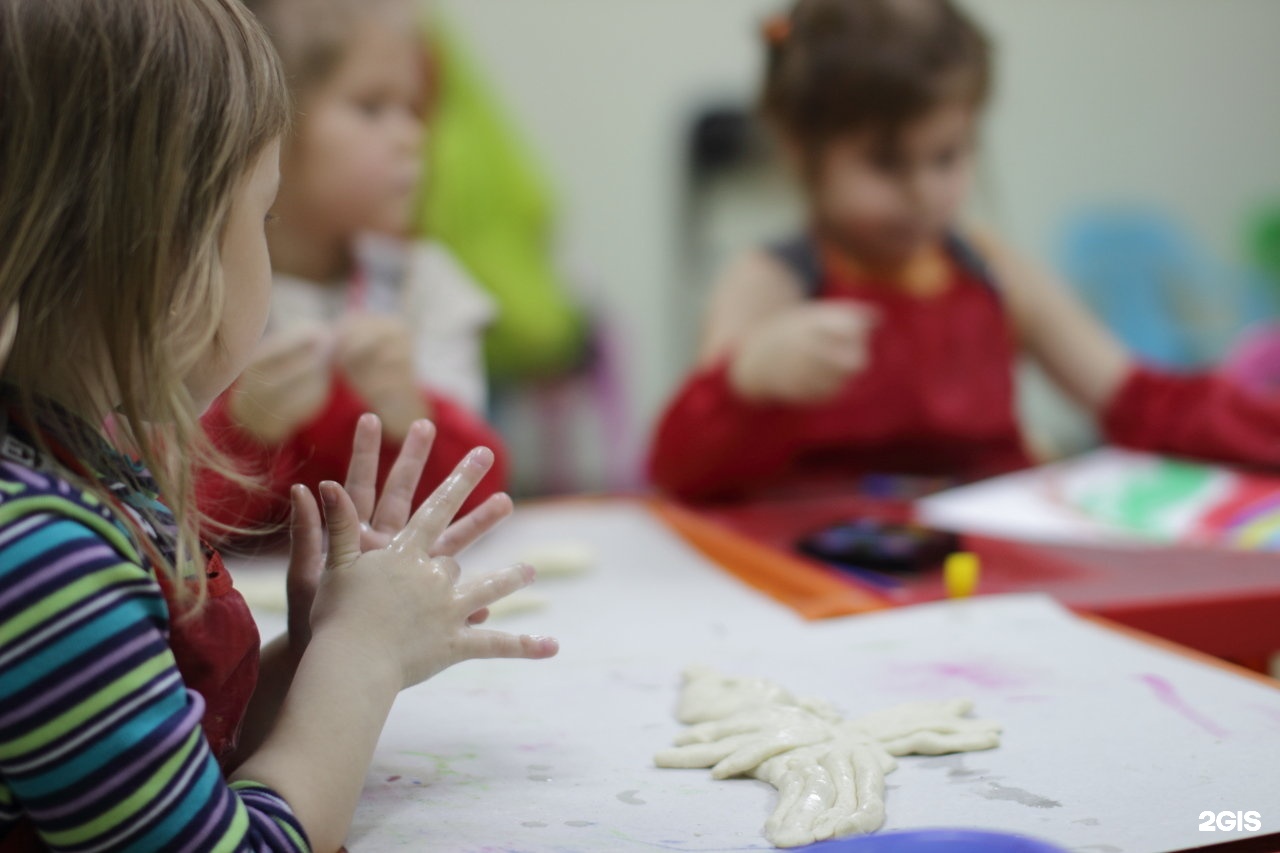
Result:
[200, 0, 505, 532]
[0, 2, 555, 851]
[650, 0, 1280, 503]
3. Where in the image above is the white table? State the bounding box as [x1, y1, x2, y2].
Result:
[236, 500, 1280, 852]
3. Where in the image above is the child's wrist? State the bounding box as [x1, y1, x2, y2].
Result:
[307, 622, 405, 694]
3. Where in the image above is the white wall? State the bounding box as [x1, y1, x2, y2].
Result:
[439, 0, 1280, 468]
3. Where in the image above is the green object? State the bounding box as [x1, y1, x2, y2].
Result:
[417, 24, 586, 382]
[1078, 459, 1216, 538]
[1247, 201, 1280, 289]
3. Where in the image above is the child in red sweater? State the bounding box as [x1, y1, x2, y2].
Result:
[201, 0, 506, 530]
[651, 0, 1280, 503]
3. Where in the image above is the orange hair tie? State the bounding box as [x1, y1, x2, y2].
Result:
[763, 14, 792, 47]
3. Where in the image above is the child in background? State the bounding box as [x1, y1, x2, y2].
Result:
[0, 1, 555, 850]
[201, 0, 505, 531]
[650, 0, 1280, 503]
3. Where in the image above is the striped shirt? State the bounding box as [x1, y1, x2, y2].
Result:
[0, 423, 310, 851]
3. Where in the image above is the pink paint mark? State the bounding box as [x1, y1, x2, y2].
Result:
[385, 775, 401, 783]
[912, 662, 1031, 690]
[1137, 674, 1228, 738]
[517, 742, 556, 753]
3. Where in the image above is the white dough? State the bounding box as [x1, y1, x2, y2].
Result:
[483, 591, 549, 618]
[231, 571, 288, 613]
[655, 667, 1002, 848]
[521, 542, 596, 578]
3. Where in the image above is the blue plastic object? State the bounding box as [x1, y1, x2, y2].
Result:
[797, 829, 1069, 852]
[1056, 208, 1266, 368]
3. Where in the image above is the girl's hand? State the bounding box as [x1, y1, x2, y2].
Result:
[729, 303, 879, 404]
[308, 448, 558, 689]
[230, 326, 334, 444]
[286, 414, 514, 653]
[335, 315, 429, 442]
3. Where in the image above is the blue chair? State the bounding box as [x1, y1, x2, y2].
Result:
[1056, 209, 1259, 369]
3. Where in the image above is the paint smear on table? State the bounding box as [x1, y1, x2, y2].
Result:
[1137, 673, 1228, 737]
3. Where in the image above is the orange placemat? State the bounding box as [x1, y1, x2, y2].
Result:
[650, 500, 889, 620]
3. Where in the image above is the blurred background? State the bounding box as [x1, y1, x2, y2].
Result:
[435, 0, 1280, 495]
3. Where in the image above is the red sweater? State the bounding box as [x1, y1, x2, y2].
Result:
[199, 373, 507, 533]
[650, 238, 1280, 503]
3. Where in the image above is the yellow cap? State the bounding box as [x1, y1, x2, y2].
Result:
[944, 552, 980, 599]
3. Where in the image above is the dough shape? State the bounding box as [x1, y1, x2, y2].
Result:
[231, 571, 288, 613]
[521, 542, 596, 578]
[655, 667, 1002, 848]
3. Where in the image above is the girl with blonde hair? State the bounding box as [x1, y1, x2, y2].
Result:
[0, 1, 555, 850]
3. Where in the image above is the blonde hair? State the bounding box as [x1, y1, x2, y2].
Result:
[0, 0, 289, 604]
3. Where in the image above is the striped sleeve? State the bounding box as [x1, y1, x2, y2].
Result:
[0, 497, 311, 852]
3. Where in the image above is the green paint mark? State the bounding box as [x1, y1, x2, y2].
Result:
[1080, 459, 1215, 535]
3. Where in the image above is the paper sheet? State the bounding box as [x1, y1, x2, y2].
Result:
[919, 448, 1280, 550]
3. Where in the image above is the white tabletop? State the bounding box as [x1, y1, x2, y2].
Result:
[233, 500, 1280, 852]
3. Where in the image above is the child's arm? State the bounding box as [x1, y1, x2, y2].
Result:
[648, 252, 874, 501]
[0, 515, 311, 852]
[976, 231, 1130, 411]
[232, 451, 556, 853]
[293, 376, 508, 518]
[697, 251, 809, 365]
[198, 392, 304, 533]
[197, 328, 336, 534]
[981, 232, 1280, 469]
[334, 315, 431, 443]
[200, 376, 509, 536]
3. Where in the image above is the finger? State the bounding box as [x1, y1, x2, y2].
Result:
[673, 717, 763, 746]
[457, 563, 535, 613]
[319, 481, 363, 571]
[843, 744, 889, 835]
[335, 316, 392, 363]
[371, 419, 436, 534]
[823, 303, 880, 331]
[430, 492, 513, 557]
[813, 749, 858, 839]
[343, 414, 383, 523]
[287, 484, 324, 582]
[881, 730, 1001, 756]
[766, 767, 809, 841]
[286, 485, 324, 645]
[775, 761, 831, 843]
[392, 447, 494, 553]
[712, 729, 829, 779]
[457, 628, 558, 661]
[467, 607, 490, 626]
[653, 736, 751, 770]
